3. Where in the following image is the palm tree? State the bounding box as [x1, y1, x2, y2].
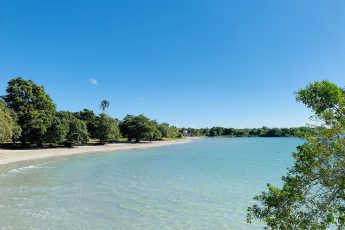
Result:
[100, 100, 110, 112]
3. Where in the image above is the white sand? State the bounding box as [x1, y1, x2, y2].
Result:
[0, 138, 192, 166]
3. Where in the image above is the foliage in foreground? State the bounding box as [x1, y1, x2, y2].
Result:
[247, 80, 345, 229]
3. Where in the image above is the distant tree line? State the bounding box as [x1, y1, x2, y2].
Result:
[0, 77, 314, 148]
[0, 77, 180, 147]
[181, 126, 318, 137]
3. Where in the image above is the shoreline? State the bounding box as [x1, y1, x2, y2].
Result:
[0, 138, 193, 168]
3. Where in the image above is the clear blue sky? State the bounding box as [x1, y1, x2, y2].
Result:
[1, 0, 344, 128]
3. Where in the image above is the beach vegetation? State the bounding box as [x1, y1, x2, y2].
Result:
[0, 100, 17, 142]
[94, 113, 120, 144]
[75, 109, 98, 139]
[3, 77, 56, 146]
[44, 113, 69, 146]
[0, 77, 316, 148]
[120, 114, 162, 142]
[182, 126, 314, 137]
[43, 111, 89, 147]
[59, 111, 89, 147]
[159, 123, 180, 139]
[247, 80, 345, 229]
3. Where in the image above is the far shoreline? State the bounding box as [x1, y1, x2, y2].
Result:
[0, 138, 194, 170]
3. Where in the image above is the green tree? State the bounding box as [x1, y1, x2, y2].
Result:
[7, 109, 22, 143]
[100, 100, 110, 112]
[159, 123, 179, 139]
[3, 77, 56, 146]
[95, 113, 120, 144]
[11, 122, 22, 143]
[66, 117, 89, 147]
[146, 120, 162, 142]
[44, 114, 69, 146]
[266, 128, 283, 137]
[59, 112, 89, 147]
[45, 111, 88, 147]
[247, 80, 345, 229]
[0, 100, 15, 143]
[159, 123, 171, 139]
[75, 109, 98, 139]
[120, 114, 162, 142]
[223, 128, 235, 136]
[209, 127, 224, 137]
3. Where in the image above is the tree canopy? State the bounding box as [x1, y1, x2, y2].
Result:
[60, 111, 89, 147]
[75, 109, 98, 139]
[44, 113, 69, 145]
[182, 126, 313, 138]
[247, 80, 345, 229]
[159, 123, 179, 139]
[120, 114, 162, 142]
[3, 77, 56, 146]
[0, 100, 16, 142]
[0, 77, 186, 147]
[100, 100, 110, 112]
[43, 111, 89, 147]
[95, 113, 120, 144]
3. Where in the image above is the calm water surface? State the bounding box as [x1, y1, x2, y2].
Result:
[0, 138, 303, 229]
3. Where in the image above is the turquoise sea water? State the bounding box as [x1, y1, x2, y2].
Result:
[0, 138, 303, 229]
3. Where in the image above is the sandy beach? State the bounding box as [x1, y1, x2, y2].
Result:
[0, 138, 192, 167]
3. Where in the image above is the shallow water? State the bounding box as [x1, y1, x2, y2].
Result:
[0, 138, 303, 229]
